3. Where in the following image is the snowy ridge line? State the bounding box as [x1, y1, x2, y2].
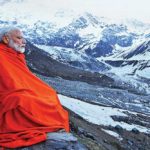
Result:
[58, 93, 121, 108]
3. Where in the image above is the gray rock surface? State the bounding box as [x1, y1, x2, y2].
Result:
[47, 132, 77, 142]
[6, 132, 88, 150]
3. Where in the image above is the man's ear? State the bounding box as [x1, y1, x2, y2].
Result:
[2, 35, 9, 44]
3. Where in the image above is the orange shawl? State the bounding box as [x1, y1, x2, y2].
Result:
[0, 43, 69, 148]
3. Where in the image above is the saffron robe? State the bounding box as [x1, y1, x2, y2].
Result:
[0, 43, 69, 148]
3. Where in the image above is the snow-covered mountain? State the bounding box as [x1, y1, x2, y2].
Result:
[0, 5, 150, 91]
[1, 2, 150, 148]
[123, 40, 150, 60]
[35, 45, 110, 72]
[20, 12, 149, 59]
[100, 39, 150, 81]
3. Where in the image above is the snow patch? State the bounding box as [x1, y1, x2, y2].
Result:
[59, 94, 150, 134]
[102, 129, 123, 141]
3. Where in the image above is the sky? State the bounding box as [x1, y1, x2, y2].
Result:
[44, 0, 150, 22]
[0, 0, 150, 23]
[28, 0, 150, 23]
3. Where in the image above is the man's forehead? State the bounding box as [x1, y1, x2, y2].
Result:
[10, 29, 24, 36]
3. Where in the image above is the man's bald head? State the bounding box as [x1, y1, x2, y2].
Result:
[0, 27, 26, 53]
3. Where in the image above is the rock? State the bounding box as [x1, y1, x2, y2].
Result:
[127, 139, 134, 146]
[84, 132, 95, 141]
[103, 139, 108, 144]
[78, 127, 85, 135]
[115, 125, 123, 132]
[7, 132, 88, 150]
[132, 128, 140, 134]
[47, 132, 77, 142]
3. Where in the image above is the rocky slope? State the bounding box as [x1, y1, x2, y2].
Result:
[25, 42, 114, 87]
[6, 132, 88, 150]
[22, 42, 150, 149]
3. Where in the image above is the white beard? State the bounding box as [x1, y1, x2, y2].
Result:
[8, 39, 25, 53]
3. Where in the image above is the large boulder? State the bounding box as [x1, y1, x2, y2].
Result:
[8, 132, 87, 150]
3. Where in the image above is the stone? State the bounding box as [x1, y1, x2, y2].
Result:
[132, 128, 140, 134]
[115, 125, 123, 132]
[47, 132, 77, 142]
[6, 132, 88, 150]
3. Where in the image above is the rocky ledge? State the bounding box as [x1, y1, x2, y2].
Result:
[6, 132, 87, 150]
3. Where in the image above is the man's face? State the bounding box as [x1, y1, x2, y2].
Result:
[8, 29, 26, 53]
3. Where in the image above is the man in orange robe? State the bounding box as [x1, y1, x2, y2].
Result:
[0, 27, 69, 148]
